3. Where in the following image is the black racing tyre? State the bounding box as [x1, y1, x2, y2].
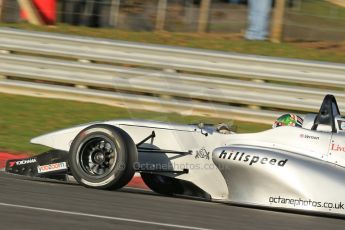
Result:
[140, 173, 184, 195]
[69, 124, 138, 190]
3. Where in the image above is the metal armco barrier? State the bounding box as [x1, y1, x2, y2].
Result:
[0, 28, 344, 124]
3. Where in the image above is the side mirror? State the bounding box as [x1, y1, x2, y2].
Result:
[337, 119, 345, 132]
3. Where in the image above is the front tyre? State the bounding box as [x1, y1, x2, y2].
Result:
[69, 124, 138, 190]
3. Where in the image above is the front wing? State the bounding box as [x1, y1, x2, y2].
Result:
[5, 150, 69, 180]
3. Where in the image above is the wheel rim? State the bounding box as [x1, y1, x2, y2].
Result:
[77, 136, 117, 178]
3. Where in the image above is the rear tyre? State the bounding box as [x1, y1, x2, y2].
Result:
[140, 173, 184, 195]
[69, 124, 138, 190]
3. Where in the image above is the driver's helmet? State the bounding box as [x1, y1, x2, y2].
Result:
[273, 113, 303, 128]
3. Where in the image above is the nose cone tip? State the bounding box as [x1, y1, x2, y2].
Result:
[30, 135, 53, 146]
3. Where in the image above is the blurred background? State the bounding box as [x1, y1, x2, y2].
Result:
[0, 0, 344, 154]
[1, 0, 344, 41]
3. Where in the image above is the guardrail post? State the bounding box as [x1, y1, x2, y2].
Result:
[270, 0, 286, 43]
[76, 59, 90, 89]
[109, 0, 120, 27]
[75, 84, 88, 89]
[247, 104, 262, 110]
[156, 0, 167, 31]
[78, 59, 91, 63]
[164, 69, 177, 73]
[17, 0, 44, 25]
[248, 79, 265, 110]
[0, 0, 4, 22]
[0, 50, 11, 54]
[198, 0, 211, 33]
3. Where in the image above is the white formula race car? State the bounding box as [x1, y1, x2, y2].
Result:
[6, 95, 345, 216]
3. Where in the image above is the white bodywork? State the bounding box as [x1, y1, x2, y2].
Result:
[31, 112, 345, 216]
[32, 120, 231, 199]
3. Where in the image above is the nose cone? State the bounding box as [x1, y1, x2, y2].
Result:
[31, 134, 54, 147]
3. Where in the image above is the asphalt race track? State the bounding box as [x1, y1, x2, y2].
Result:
[0, 173, 344, 230]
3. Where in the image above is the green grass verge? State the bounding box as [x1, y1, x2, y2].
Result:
[0, 93, 270, 155]
[298, 0, 345, 18]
